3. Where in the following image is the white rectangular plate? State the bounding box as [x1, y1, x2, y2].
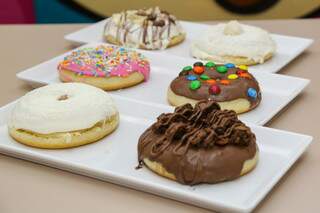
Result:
[65, 20, 313, 73]
[17, 43, 310, 126]
[0, 100, 312, 213]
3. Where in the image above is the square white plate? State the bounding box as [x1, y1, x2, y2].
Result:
[65, 20, 314, 73]
[17, 43, 310, 126]
[0, 100, 312, 213]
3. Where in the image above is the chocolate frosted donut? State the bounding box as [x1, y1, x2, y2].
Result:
[138, 100, 258, 185]
[167, 61, 261, 114]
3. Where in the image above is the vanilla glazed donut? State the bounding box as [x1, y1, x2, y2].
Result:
[58, 45, 150, 90]
[104, 7, 186, 50]
[8, 83, 119, 149]
[167, 61, 261, 114]
[138, 100, 258, 185]
[191, 20, 276, 65]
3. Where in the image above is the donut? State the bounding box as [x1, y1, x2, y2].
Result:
[103, 7, 186, 50]
[191, 20, 276, 65]
[8, 83, 119, 149]
[58, 45, 150, 90]
[138, 100, 258, 185]
[167, 61, 261, 114]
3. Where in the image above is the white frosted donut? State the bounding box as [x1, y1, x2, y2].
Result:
[191, 20, 276, 65]
[9, 83, 118, 134]
[103, 7, 186, 50]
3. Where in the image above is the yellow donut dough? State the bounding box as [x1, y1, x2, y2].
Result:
[142, 149, 259, 182]
[59, 68, 145, 91]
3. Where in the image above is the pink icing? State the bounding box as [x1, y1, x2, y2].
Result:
[110, 61, 150, 80]
[58, 45, 150, 81]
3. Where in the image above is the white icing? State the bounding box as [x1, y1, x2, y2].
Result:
[9, 83, 118, 134]
[223, 20, 243, 35]
[191, 21, 276, 64]
[104, 7, 185, 50]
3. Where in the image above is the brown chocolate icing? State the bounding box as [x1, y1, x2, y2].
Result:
[170, 62, 261, 110]
[138, 100, 257, 185]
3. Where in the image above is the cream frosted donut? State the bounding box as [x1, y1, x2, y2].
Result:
[58, 45, 150, 90]
[103, 7, 186, 50]
[191, 21, 276, 65]
[8, 83, 119, 149]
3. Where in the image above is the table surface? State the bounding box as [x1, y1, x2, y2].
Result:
[0, 19, 319, 213]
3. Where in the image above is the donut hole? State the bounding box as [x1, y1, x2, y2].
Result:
[57, 94, 69, 101]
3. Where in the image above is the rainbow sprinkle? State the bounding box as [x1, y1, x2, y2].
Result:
[58, 45, 150, 80]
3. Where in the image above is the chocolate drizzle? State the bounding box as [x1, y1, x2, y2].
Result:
[138, 7, 176, 46]
[104, 7, 183, 49]
[138, 100, 257, 185]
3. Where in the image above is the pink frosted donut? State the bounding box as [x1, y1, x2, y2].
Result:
[58, 45, 150, 90]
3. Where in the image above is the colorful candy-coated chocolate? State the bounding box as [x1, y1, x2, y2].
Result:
[190, 80, 201, 90]
[220, 79, 230, 85]
[177, 62, 258, 103]
[228, 74, 238, 80]
[193, 62, 204, 67]
[200, 74, 210, 80]
[186, 75, 198, 81]
[194, 66, 205, 74]
[238, 65, 248, 70]
[205, 61, 215, 67]
[247, 88, 257, 99]
[206, 79, 216, 84]
[225, 63, 235, 68]
[209, 85, 221, 95]
[216, 66, 228, 73]
[183, 66, 193, 71]
[236, 70, 247, 75]
[239, 73, 251, 79]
